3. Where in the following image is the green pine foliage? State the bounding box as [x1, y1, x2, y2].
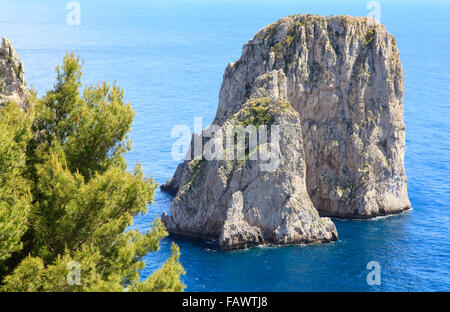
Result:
[0, 53, 185, 292]
[0, 102, 33, 264]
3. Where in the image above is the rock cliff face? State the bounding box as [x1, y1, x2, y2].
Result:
[162, 14, 411, 249]
[162, 98, 338, 249]
[0, 37, 28, 109]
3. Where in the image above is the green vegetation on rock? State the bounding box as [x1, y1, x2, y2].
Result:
[238, 97, 274, 127]
[364, 30, 375, 45]
[184, 157, 206, 192]
[0, 50, 21, 77]
[256, 23, 277, 40]
[270, 35, 295, 59]
[236, 97, 291, 128]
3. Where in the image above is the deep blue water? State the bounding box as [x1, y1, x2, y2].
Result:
[1, 0, 449, 291]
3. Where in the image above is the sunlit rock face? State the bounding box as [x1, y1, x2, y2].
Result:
[0, 37, 28, 109]
[162, 14, 410, 249]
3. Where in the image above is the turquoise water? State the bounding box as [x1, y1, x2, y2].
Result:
[1, 0, 449, 291]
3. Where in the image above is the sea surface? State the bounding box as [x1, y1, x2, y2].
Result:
[1, 0, 449, 291]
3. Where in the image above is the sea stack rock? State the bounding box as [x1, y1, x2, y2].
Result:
[163, 98, 338, 249]
[0, 37, 28, 109]
[162, 14, 410, 249]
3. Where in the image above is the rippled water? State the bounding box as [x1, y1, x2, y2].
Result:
[1, 0, 449, 291]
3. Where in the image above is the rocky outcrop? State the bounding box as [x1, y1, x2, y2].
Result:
[162, 98, 338, 249]
[0, 37, 28, 109]
[162, 14, 410, 249]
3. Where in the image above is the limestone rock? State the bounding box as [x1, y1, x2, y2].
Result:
[162, 98, 338, 249]
[0, 37, 28, 109]
[214, 15, 411, 218]
[163, 14, 410, 249]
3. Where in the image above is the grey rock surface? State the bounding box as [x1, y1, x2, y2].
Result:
[163, 14, 411, 248]
[0, 37, 28, 109]
[162, 98, 338, 249]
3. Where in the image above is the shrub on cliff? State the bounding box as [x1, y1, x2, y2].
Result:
[0, 53, 184, 292]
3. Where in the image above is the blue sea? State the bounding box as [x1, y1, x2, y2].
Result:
[1, 0, 449, 291]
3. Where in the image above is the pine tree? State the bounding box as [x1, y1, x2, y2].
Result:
[0, 53, 184, 292]
[0, 102, 32, 265]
